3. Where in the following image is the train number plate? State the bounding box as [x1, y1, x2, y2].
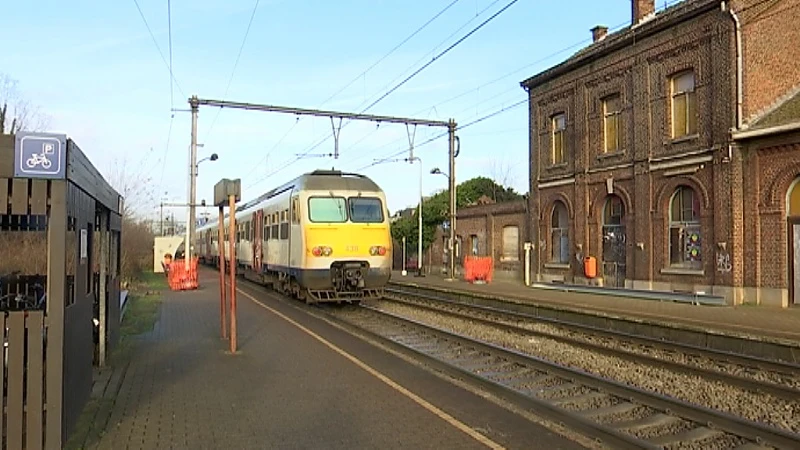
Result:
[346, 245, 359, 252]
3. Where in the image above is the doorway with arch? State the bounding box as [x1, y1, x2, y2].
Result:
[602, 194, 626, 288]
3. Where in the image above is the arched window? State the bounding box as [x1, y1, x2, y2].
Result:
[669, 186, 701, 269]
[789, 178, 800, 217]
[501, 225, 519, 261]
[551, 201, 569, 264]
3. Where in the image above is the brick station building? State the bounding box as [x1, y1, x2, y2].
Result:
[520, 0, 800, 306]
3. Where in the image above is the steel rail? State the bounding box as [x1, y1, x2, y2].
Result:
[386, 286, 800, 373]
[352, 305, 800, 449]
[381, 292, 800, 399]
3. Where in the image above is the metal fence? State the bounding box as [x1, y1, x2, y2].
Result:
[0, 133, 123, 449]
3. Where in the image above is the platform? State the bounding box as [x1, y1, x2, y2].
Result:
[75, 271, 585, 450]
[390, 271, 800, 346]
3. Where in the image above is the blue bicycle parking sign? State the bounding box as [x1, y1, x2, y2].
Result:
[14, 132, 67, 179]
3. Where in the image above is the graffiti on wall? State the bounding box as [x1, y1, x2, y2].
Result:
[716, 251, 731, 273]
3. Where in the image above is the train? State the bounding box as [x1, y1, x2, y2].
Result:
[196, 169, 393, 303]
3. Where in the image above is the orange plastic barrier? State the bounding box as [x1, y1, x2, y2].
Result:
[463, 256, 493, 283]
[167, 257, 199, 290]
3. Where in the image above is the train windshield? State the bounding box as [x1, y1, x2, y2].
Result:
[348, 197, 384, 223]
[308, 197, 348, 223]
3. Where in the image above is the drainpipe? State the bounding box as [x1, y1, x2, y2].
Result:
[723, 1, 743, 130]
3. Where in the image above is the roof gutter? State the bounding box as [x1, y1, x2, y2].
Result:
[520, 0, 721, 89]
[732, 121, 800, 140]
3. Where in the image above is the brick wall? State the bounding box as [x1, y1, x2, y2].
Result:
[417, 200, 528, 279]
[520, 0, 799, 305]
[525, 2, 735, 289]
[741, 134, 800, 290]
[734, 0, 800, 122]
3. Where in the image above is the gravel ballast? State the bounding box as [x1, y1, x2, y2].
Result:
[374, 301, 800, 434]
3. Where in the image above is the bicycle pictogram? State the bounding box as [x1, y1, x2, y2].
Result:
[25, 151, 52, 169]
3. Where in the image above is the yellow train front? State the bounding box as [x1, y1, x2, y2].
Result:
[199, 170, 392, 303]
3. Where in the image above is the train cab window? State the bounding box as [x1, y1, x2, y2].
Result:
[348, 197, 384, 223]
[308, 197, 347, 223]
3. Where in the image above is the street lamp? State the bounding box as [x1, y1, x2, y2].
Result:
[431, 167, 457, 280]
[186, 150, 219, 263]
[197, 153, 219, 167]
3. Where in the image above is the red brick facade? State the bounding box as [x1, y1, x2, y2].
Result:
[413, 200, 528, 279]
[521, 0, 800, 306]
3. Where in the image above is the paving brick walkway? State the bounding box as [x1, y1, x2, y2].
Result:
[78, 272, 584, 450]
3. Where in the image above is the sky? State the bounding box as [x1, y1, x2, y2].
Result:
[0, 0, 681, 223]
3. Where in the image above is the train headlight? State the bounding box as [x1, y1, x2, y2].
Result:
[312, 246, 332, 257]
[369, 246, 387, 256]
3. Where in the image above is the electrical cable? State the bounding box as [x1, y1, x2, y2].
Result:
[203, 0, 262, 143]
[266, 0, 519, 180]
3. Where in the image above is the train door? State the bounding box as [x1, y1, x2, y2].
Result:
[253, 210, 264, 273]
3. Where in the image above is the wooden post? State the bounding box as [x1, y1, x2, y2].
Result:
[218, 206, 227, 339]
[228, 194, 237, 353]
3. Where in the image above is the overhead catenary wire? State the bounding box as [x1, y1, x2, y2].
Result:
[203, 0, 262, 143]
[261, 0, 519, 182]
[131, 0, 186, 98]
[356, 98, 526, 172]
[284, 0, 512, 164]
[353, 0, 791, 175]
[243, 0, 465, 178]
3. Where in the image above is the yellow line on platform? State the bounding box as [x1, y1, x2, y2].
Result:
[237, 288, 505, 450]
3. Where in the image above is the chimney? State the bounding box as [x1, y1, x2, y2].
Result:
[591, 25, 608, 42]
[632, 0, 655, 25]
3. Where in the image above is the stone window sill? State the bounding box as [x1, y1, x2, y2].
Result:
[546, 162, 568, 170]
[660, 267, 704, 276]
[597, 150, 626, 160]
[667, 133, 699, 145]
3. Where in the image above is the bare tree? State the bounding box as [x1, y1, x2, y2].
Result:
[0, 73, 51, 134]
[107, 155, 159, 219]
[486, 153, 518, 200]
[106, 155, 160, 281]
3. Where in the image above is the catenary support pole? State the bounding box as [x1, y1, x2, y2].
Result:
[447, 119, 458, 281]
[187, 96, 199, 264]
[417, 157, 423, 276]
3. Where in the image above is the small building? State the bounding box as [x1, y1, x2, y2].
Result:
[423, 198, 528, 280]
[520, 0, 800, 306]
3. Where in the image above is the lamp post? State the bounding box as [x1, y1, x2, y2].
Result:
[185, 150, 218, 263]
[431, 167, 456, 280]
[406, 156, 424, 276]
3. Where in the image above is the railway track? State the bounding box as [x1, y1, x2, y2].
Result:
[386, 283, 800, 365]
[381, 288, 800, 400]
[325, 304, 800, 450]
